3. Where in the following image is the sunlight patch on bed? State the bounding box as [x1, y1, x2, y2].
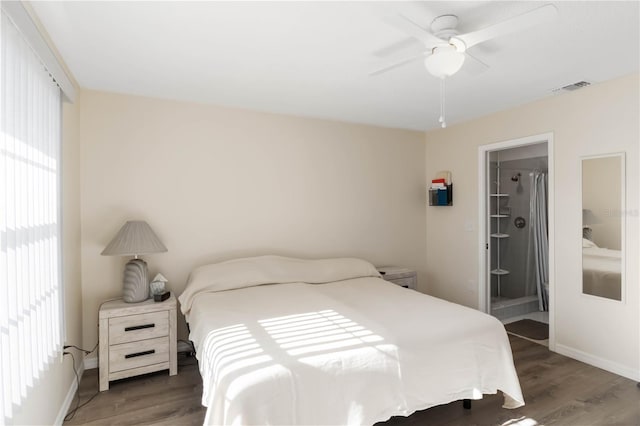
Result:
[275, 327, 359, 344]
[280, 331, 371, 349]
[207, 323, 248, 338]
[287, 337, 383, 356]
[217, 354, 273, 380]
[272, 324, 365, 342]
[202, 324, 272, 382]
[262, 317, 352, 334]
[215, 347, 264, 370]
[258, 311, 327, 326]
[202, 310, 391, 407]
[264, 317, 338, 331]
[207, 333, 257, 356]
[267, 322, 348, 337]
[213, 342, 261, 362]
[259, 310, 385, 357]
[203, 324, 253, 356]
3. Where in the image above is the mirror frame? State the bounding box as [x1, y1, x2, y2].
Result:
[580, 152, 626, 302]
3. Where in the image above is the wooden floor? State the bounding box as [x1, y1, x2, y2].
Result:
[65, 335, 640, 425]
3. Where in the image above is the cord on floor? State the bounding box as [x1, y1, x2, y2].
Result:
[62, 351, 100, 422]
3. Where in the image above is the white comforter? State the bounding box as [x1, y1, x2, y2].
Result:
[583, 247, 622, 299]
[181, 256, 524, 425]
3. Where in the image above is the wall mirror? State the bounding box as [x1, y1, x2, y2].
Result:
[581, 153, 625, 301]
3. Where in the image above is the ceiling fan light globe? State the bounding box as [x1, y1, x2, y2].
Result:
[424, 46, 465, 78]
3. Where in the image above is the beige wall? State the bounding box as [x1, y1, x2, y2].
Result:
[79, 90, 427, 360]
[12, 98, 84, 424]
[425, 73, 639, 379]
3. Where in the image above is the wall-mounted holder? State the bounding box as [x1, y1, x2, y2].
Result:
[429, 171, 453, 206]
[429, 184, 453, 206]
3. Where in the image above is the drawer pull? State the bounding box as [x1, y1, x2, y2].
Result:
[124, 323, 155, 332]
[125, 349, 155, 359]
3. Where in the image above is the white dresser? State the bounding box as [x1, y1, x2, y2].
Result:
[377, 266, 417, 290]
[99, 295, 177, 391]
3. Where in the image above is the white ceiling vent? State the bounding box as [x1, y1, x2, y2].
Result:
[553, 81, 592, 93]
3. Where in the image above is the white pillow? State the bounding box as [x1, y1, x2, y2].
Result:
[582, 238, 598, 248]
[179, 255, 381, 315]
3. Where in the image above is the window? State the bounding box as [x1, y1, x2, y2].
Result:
[0, 9, 63, 421]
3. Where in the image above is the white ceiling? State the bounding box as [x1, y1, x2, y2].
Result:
[31, 1, 639, 131]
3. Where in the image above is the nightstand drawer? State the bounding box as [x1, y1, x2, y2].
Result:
[109, 337, 169, 373]
[109, 311, 169, 345]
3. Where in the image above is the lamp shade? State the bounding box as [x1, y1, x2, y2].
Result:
[101, 220, 167, 257]
[424, 45, 465, 79]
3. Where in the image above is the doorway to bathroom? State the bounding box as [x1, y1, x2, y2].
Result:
[478, 133, 554, 349]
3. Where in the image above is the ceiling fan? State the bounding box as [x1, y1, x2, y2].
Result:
[371, 3, 559, 127]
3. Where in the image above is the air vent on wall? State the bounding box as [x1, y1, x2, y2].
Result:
[552, 81, 592, 93]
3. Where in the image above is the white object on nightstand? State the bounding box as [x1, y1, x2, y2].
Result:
[99, 294, 177, 391]
[378, 266, 417, 290]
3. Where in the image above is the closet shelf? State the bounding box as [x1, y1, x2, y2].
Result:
[490, 214, 509, 218]
[490, 194, 510, 197]
[491, 269, 510, 275]
[490, 233, 510, 238]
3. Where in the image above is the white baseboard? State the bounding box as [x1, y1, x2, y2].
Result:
[555, 343, 640, 382]
[84, 355, 98, 370]
[55, 357, 85, 426]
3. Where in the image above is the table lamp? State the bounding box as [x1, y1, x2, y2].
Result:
[101, 220, 167, 303]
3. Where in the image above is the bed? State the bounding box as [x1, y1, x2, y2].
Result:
[179, 255, 524, 425]
[582, 239, 622, 300]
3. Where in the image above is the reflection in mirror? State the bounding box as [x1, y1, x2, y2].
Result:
[581, 154, 624, 301]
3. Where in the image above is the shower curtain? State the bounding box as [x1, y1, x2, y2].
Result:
[526, 171, 549, 311]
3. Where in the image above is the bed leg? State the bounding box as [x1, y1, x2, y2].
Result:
[463, 399, 471, 410]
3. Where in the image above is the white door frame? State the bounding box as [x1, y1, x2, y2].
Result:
[477, 132, 555, 351]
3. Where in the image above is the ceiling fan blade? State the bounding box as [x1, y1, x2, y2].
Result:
[384, 14, 444, 48]
[372, 38, 423, 58]
[452, 4, 558, 51]
[460, 52, 490, 76]
[369, 53, 426, 77]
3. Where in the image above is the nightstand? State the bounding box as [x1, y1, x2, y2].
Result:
[99, 294, 177, 391]
[378, 266, 417, 290]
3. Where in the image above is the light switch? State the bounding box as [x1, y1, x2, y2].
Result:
[464, 220, 474, 232]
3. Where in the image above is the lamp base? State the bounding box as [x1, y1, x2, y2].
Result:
[122, 258, 149, 303]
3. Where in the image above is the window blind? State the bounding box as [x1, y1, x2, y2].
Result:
[1, 10, 63, 422]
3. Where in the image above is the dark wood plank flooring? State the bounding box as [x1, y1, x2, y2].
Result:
[64, 335, 640, 425]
